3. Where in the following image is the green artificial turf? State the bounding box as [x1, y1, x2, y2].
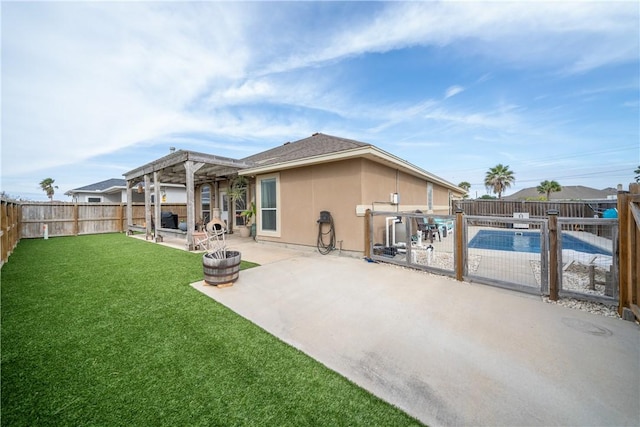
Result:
[1, 234, 421, 426]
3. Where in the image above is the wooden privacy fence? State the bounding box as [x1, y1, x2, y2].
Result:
[617, 183, 640, 320]
[454, 199, 617, 219]
[1, 198, 21, 266]
[18, 202, 187, 239]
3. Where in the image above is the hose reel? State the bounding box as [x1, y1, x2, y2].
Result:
[317, 211, 335, 255]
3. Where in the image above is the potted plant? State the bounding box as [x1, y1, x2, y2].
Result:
[241, 201, 256, 238]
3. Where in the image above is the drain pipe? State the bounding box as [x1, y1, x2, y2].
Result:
[386, 216, 401, 247]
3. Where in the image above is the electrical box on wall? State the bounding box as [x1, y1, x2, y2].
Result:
[390, 192, 399, 205]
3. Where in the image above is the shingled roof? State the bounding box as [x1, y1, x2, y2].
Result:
[69, 178, 126, 192]
[239, 132, 462, 192]
[242, 133, 370, 167]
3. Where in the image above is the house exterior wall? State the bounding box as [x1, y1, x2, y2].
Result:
[120, 187, 185, 203]
[258, 158, 364, 252]
[71, 186, 186, 204]
[162, 187, 187, 203]
[72, 192, 123, 203]
[255, 158, 458, 254]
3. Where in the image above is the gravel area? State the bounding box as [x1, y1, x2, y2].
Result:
[413, 250, 481, 273]
[530, 260, 620, 319]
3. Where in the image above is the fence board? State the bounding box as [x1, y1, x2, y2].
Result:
[19, 202, 188, 239]
[1, 198, 21, 265]
[454, 199, 615, 219]
[617, 184, 640, 320]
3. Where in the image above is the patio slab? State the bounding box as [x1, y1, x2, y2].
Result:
[191, 246, 639, 426]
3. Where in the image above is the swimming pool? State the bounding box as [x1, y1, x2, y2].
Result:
[468, 230, 612, 255]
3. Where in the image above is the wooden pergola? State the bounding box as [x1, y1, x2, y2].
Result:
[123, 150, 251, 250]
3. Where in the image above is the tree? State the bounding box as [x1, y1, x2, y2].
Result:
[635, 165, 640, 183]
[536, 180, 562, 201]
[458, 181, 471, 199]
[484, 164, 515, 199]
[39, 178, 58, 202]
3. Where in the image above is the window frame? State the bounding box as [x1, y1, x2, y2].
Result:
[256, 173, 280, 237]
[201, 185, 211, 225]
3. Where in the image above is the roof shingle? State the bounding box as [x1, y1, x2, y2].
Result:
[242, 133, 370, 167]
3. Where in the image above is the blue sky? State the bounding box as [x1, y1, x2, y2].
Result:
[2, 1, 638, 201]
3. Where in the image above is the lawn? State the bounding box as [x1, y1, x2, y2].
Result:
[1, 234, 421, 426]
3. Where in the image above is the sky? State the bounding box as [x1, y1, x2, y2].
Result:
[2, 1, 639, 201]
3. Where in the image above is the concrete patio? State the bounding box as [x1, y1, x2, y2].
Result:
[188, 239, 640, 426]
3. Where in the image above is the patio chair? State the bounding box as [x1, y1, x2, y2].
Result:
[415, 215, 441, 244]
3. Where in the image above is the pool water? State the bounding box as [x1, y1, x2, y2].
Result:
[468, 230, 612, 255]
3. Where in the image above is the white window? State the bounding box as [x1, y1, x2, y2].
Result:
[257, 174, 280, 236]
[87, 197, 101, 203]
[427, 182, 433, 211]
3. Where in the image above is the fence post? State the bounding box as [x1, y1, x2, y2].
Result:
[73, 203, 79, 236]
[548, 209, 559, 301]
[617, 187, 631, 316]
[117, 203, 124, 233]
[364, 209, 371, 259]
[455, 209, 464, 281]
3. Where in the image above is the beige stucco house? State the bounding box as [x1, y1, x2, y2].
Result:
[239, 133, 463, 253]
[123, 133, 464, 254]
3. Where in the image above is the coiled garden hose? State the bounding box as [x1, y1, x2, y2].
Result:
[317, 214, 335, 255]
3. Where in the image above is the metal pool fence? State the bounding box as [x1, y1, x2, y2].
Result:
[367, 210, 619, 305]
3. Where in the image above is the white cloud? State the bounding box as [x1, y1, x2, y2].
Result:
[1, 1, 637, 199]
[445, 86, 464, 99]
[2, 2, 252, 176]
[273, 2, 638, 76]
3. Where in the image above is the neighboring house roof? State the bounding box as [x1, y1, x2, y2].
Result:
[240, 133, 464, 193]
[65, 178, 185, 196]
[65, 178, 126, 195]
[503, 185, 617, 201]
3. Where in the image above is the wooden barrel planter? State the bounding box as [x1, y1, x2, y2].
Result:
[203, 251, 241, 286]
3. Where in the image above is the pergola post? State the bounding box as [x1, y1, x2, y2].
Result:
[153, 171, 162, 242]
[184, 160, 204, 250]
[126, 180, 133, 228]
[144, 174, 152, 240]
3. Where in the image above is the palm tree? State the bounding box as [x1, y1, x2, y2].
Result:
[635, 165, 640, 183]
[484, 164, 515, 199]
[536, 180, 562, 201]
[458, 181, 471, 199]
[39, 178, 58, 202]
